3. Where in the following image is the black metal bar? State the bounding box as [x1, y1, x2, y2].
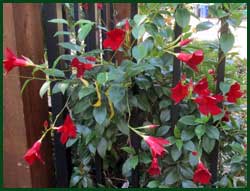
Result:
[83, 3, 105, 186]
[209, 15, 228, 184]
[129, 3, 140, 188]
[42, 3, 69, 187]
[171, 20, 182, 130]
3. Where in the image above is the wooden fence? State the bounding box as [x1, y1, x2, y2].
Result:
[3, 3, 225, 188]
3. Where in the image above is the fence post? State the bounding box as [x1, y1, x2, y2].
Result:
[209, 14, 229, 184]
[42, 3, 70, 187]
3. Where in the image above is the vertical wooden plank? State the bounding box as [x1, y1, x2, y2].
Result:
[42, 3, 69, 187]
[3, 3, 32, 187]
[3, 3, 55, 187]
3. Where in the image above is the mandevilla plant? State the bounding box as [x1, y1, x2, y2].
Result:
[3, 3, 246, 188]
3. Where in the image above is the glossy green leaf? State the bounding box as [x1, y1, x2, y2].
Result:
[97, 137, 108, 158]
[39, 81, 50, 98]
[206, 125, 220, 140]
[202, 135, 215, 153]
[196, 21, 214, 32]
[175, 8, 190, 28]
[219, 32, 235, 53]
[93, 105, 107, 125]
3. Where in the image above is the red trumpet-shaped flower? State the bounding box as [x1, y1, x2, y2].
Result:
[171, 79, 191, 105]
[103, 28, 126, 51]
[148, 157, 161, 176]
[71, 57, 95, 78]
[97, 3, 103, 10]
[144, 136, 170, 157]
[193, 162, 212, 185]
[226, 82, 243, 103]
[194, 77, 211, 96]
[3, 48, 34, 74]
[24, 140, 44, 165]
[56, 115, 77, 144]
[195, 94, 223, 116]
[179, 38, 192, 47]
[222, 111, 231, 122]
[176, 50, 204, 72]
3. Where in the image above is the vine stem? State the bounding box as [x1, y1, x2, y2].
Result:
[4, 74, 63, 82]
[126, 89, 131, 124]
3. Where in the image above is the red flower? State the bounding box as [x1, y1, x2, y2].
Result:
[179, 38, 192, 47]
[148, 124, 159, 129]
[57, 115, 77, 144]
[3, 48, 33, 74]
[177, 50, 204, 72]
[193, 162, 212, 185]
[81, 3, 88, 11]
[125, 20, 130, 31]
[148, 157, 161, 176]
[171, 80, 189, 104]
[208, 69, 215, 75]
[24, 140, 44, 165]
[43, 120, 49, 129]
[194, 77, 211, 96]
[103, 28, 126, 51]
[222, 111, 230, 122]
[195, 94, 223, 116]
[97, 3, 103, 10]
[192, 151, 198, 156]
[144, 136, 170, 157]
[71, 57, 94, 78]
[226, 82, 243, 103]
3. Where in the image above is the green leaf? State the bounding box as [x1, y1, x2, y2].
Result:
[53, 31, 71, 37]
[78, 86, 95, 99]
[175, 139, 183, 150]
[52, 81, 69, 95]
[121, 147, 136, 155]
[175, 8, 190, 28]
[70, 175, 81, 187]
[196, 21, 214, 32]
[156, 125, 171, 136]
[230, 142, 244, 154]
[181, 129, 195, 141]
[231, 155, 243, 164]
[160, 109, 170, 122]
[206, 126, 220, 140]
[195, 125, 206, 139]
[179, 115, 198, 125]
[132, 25, 146, 39]
[219, 81, 231, 95]
[122, 156, 139, 176]
[213, 112, 225, 122]
[164, 168, 178, 185]
[109, 85, 126, 105]
[147, 180, 160, 188]
[74, 19, 94, 27]
[183, 140, 195, 151]
[144, 23, 158, 36]
[202, 136, 215, 153]
[48, 18, 68, 25]
[219, 32, 235, 53]
[159, 100, 171, 109]
[66, 138, 78, 148]
[21, 79, 33, 95]
[78, 23, 92, 41]
[135, 76, 151, 90]
[39, 81, 50, 98]
[97, 137, 108, 158]
[171, 145, 182, 161]
[58, 42, 82, 52]
[174, 126, 181, 139]
[180, 166, 193, 179]
[133, 14, 147, 25]
[97, 72, 109, 85]
[117, 118, 129, 135]
[132, 44, 148, 61]
[182, 180, 197, 188]
[189, 152, 199, 167]
[44, 68, 65, 78]
[93, 105, 107, 125]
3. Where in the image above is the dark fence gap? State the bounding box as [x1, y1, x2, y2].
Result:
[209, 16, 228, 184]
[171, 21, 182, 131]
[129, 3, 140, 188]
[42, 3, 70, 187]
